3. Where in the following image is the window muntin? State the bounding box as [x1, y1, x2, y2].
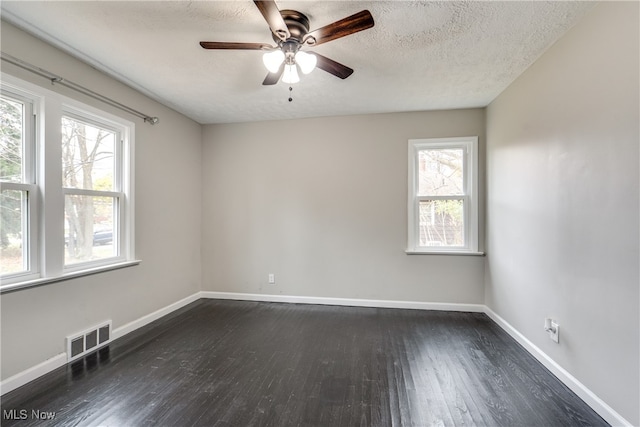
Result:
[408, 137, 478, 253]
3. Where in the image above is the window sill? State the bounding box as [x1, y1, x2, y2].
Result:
[405, 250, 485, 256]
[0, 260, 141, 294]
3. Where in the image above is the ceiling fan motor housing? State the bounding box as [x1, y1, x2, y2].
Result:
[273, 10, 312, 45]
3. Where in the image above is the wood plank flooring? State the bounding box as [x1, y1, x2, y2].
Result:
[1, 300, 607, 426]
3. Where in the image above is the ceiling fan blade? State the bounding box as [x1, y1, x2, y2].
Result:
[304, 10, 374, 46]
[254, 0, 290, 41]
[200, 41, 273, 50]
[262, 63, 285, 85]
[314, 53, 354, 79]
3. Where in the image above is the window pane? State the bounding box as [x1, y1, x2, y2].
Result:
[65, 195, 116, 265]
[0, 189, 27, 274]
[419, 200, 464, 247]
[0, 96, 24, 183]
[62, 117, 115, 191]
[418, 149, 464, 196]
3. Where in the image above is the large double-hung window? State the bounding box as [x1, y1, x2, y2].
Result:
[407, 136, 479, 254]
[62, 113, 124, 267]
[0, 74, 135, 292]
[0, 89, 38, 280]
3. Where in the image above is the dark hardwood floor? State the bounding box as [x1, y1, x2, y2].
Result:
[1, 299, 607, 426]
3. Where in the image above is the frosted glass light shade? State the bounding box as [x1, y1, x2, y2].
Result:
[295, 51, 317, 74]
[282, 64, 300, 84]
[262, 50, 285, 73]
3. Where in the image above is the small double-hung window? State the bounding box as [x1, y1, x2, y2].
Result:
[407, 137, 479, 254]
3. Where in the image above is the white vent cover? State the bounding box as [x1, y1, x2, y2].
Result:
[66, 321, 112, 362]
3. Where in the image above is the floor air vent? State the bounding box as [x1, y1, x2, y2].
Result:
[66, 321, 112, 362]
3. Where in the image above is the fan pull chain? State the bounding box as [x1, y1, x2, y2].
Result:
[288, 86, 293, 102]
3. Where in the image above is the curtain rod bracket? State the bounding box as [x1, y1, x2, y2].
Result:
[144, 117, 159, 125]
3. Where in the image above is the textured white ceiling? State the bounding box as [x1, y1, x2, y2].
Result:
[1, 1, 594, 124]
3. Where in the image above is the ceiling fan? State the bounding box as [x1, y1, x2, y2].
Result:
[200, 0, 375, 85]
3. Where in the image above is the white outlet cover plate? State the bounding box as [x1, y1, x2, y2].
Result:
[549, 322, 559, 343]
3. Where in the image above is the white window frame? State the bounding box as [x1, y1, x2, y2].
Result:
[61, 105, 133, 273]
[0, 87, 40, 283]
[0, 73, 137, 292]
[407, 136, 480, 255]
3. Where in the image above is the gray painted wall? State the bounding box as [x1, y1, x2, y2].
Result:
[201, 110, 486, 303]
[2, 3, 638, 424]
[1, 22, 203, 379]
[485, 3, 639, 424]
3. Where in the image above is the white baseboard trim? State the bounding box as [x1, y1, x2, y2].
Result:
[204, 292, 630, 426]
[0, 292, 202, 397]
[0, 353, 67, 396]
[112, 292, 201, 340]
[484, 307, 631, 427]
[0, 291, 629, 426]
[200, 291, 485, 312]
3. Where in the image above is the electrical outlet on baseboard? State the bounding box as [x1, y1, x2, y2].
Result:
[268, 273, 275, 284]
